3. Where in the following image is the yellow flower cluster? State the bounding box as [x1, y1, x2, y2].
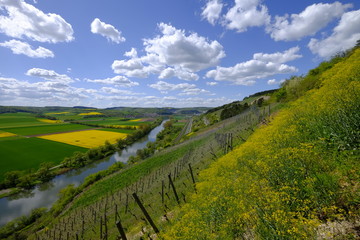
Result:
[78, 112, 103, 116]
[163, 49, 360, 239]
[48, 112, 69, 114]
[38, 130, 127, 148]
[0, 131, 16, 138]
[37, 118, 62, 123]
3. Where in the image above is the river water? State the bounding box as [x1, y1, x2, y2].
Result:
[0, 121, 166, 226]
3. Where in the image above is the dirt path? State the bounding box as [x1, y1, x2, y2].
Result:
[26, 128, 101, 138]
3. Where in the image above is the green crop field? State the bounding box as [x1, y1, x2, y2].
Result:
[0, 137, 87, 181]
[1, 124, 92, 136]
[0, 113, 51, 128]
[79, 119, 149, 126]
[97, 128, 135, 134]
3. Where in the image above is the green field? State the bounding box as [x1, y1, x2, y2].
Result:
[0, 137, 87, 181]
[0, 113, 51, 128]
[78, 119, 149, 126]
[2, 124, 92, 136]
[97, 128, 135, 134]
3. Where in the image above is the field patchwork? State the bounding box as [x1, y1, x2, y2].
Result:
[37, 130, 128, 148]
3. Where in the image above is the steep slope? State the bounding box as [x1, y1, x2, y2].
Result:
[162, 49, 360, 239]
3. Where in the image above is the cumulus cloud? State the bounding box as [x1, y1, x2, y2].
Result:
[90, 18, 125, 43]
[268, 2, 352, 41]
[86, 76, 139, 87]
[206, 47, 301, 85]
[0, 39, 54, 58]
[149, 80, 210, 96]
[201, 0, 223, 25]
[26, 68, 73, 83]
[100, 87, 143, 95]
[0, 76, 96, 106]
[149, 80, 196, 93]
[206, 81, 218, 86]
[223, 0, 270, 32]
[308, 10, 360, 58]
[112, 23, 225, 80]
[0, 0, 74, 43]
[267, 79, 285, 85]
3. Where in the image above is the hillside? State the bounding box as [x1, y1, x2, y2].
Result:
[162, 49, 360, 238]
[1, 48, 359, 239]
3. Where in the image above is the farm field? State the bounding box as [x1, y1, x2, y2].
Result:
[0, 113, 53, 128]
[37, 130, 128, 148]
[0, 137, 87, 181]
[0, 112, 147, 182]
[1, 124, 92, 136]
[78, 118, 150, 126]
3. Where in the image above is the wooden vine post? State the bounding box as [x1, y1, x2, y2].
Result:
[132, 193, 159, 234]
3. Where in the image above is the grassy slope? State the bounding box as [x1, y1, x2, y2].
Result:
[162, 49, 360, 239]
[0, 138, 86, 180]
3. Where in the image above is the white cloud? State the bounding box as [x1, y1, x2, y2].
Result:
[149, 80, 210, 96]
[223, 0, 270, 32]
[308, 10, 360, 58]
[0, 76, 96, 106]
[112, 23, 225, 80]
[100, 87, 143, 95]
[206, 81, 218, 86]
[159, 67, 199, 81]
[206, 47, 301, 85]
[178, 88, 210, 96]
[202, 0, 223, 25]
[26, 68, 73, 83]
[268, 2, 352, 41]
[0, 39, 54, 58]
[90, 18, 125, 43]
[0, 0, 74, 43]
[267, 79, 285, 85]
[149, 80, 196, 93]
[86, 76, 139, 87]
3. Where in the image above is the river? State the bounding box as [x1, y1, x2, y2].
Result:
[0, 121, 166, 226]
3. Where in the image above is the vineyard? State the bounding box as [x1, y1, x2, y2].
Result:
[28, 104, 271, 239]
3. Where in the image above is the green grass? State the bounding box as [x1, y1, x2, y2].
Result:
[1, 124, 92, 136]
[0, 138, 87, 181]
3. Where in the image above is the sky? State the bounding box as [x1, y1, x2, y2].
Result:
[0, 0, 359, 108]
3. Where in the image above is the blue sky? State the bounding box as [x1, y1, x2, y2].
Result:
[0, 0, 359, 108]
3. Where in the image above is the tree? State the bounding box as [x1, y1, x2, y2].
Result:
[3, 171, 21, 188]
[37, 162, 54, 183]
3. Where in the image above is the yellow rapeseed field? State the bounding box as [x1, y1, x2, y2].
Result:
[129, 118, 142, 122]
[48, 112, 70, 114]
[78, 112, 103, 116]
[38, 130, 127, 148]
[0, 132, 16, 138]
[37, 119, 62, 124]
